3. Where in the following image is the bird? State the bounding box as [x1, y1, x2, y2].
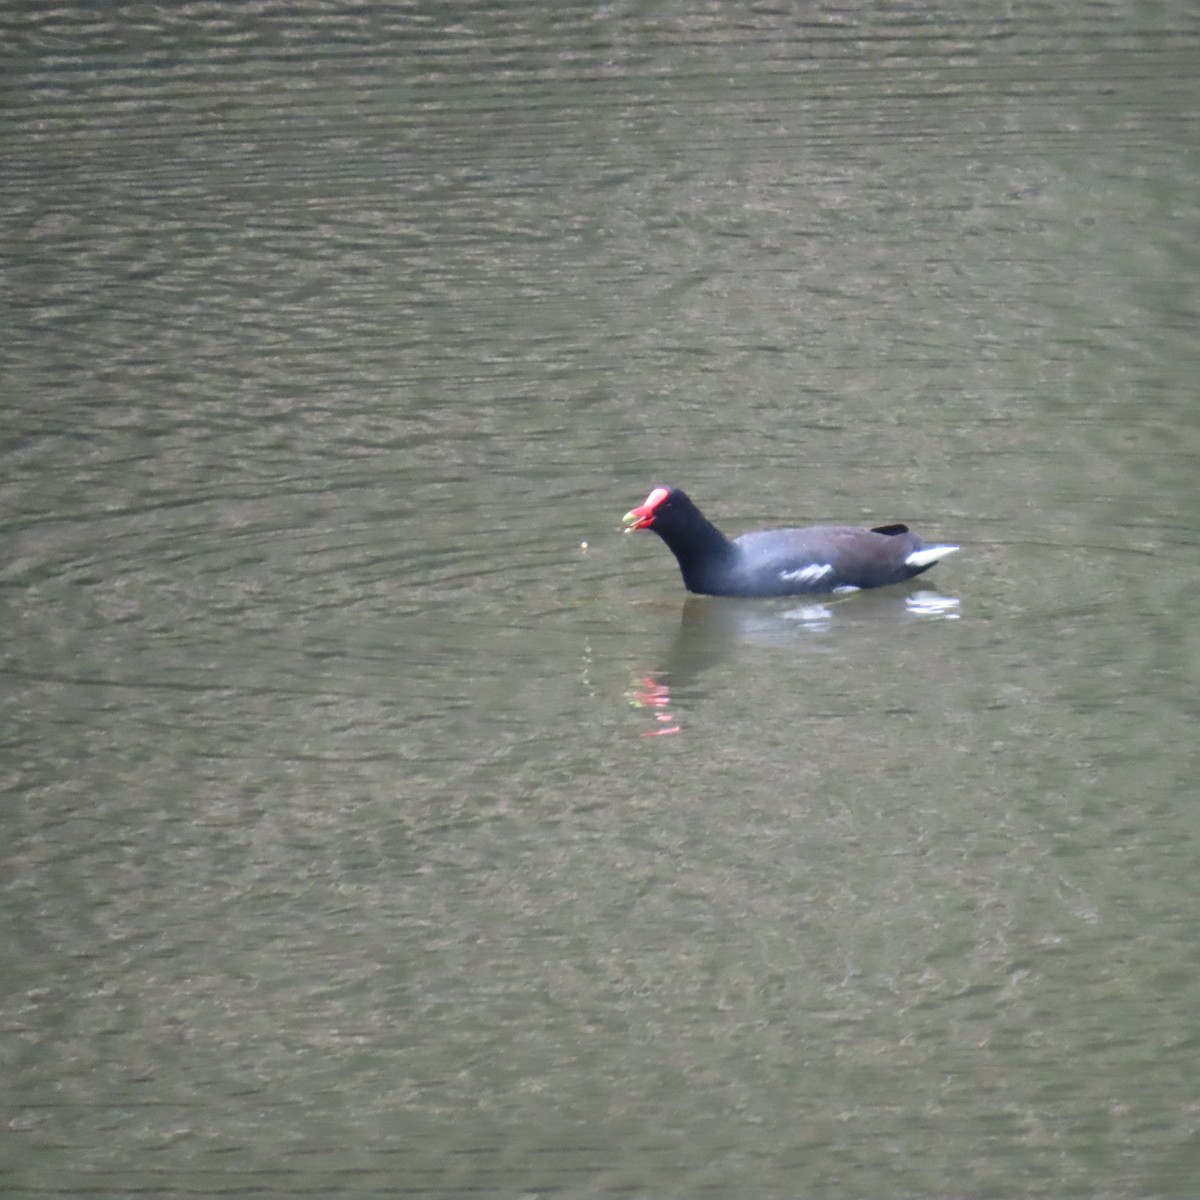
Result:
[622, 486, 958, 597]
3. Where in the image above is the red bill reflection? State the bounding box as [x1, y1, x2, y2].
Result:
[627, 674, 682, 737]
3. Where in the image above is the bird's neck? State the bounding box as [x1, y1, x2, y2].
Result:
[656, 513, 737, 590]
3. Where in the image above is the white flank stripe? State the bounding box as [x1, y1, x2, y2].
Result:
[780, 563, 834, 585]
[905, 544, 960, 568]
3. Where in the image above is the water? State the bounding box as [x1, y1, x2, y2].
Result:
[3, 2, 1200, 1196]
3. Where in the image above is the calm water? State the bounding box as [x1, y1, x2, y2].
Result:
[4, 2, 1200, 1196]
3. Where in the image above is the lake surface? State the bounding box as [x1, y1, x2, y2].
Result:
[4, 1, 1200, 1196]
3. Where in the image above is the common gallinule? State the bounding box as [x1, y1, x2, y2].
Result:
[622, 486, 958, 597]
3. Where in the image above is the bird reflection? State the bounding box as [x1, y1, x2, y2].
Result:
[627, 589, 960, 738]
